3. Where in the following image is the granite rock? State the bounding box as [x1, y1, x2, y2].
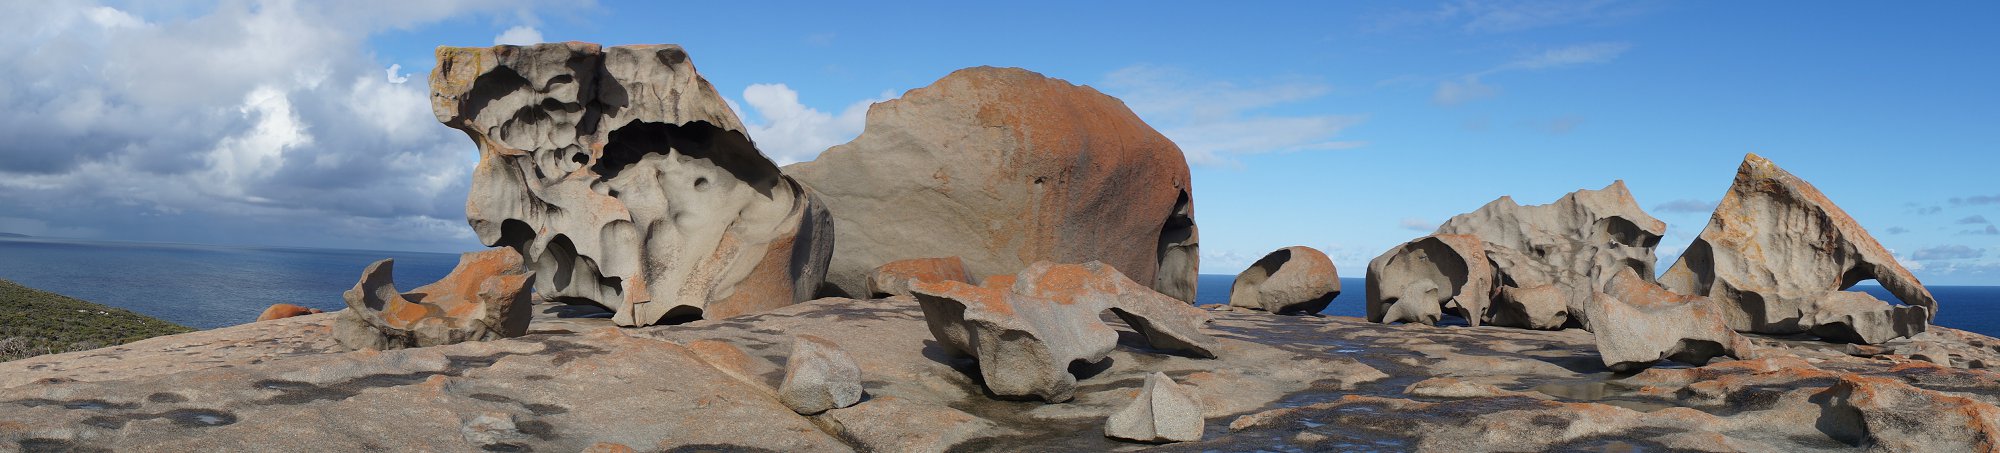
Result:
[256, 304, 321, 322]
[333, 249, 534, 350]
[865, 257, 972, 298]
[1228, 246, 1341, 315]
[1364, 235, 1493, 326]
[778, 335, 864, 415]
[1104, 372, 1204, 443]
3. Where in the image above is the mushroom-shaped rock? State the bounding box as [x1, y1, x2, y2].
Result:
[785, 67, 1199, 303]
[778, 335, 863, 415]
[865, 257, 972, 298]
[1364, 235, 1493, 326]
[431, 42, 834, 327]
[1434, 181, 1666, 329]
[1105, 372, 1204, 443]
[1228, 246, 1340, 315]
[909, 261, 1219, 402]
[1660, 153, 1934, 343]
[256, 303, 321, 322]
[1591, 268, 1748, 371]
[334, 249, 535, 350]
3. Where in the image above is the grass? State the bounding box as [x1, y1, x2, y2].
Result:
[0, 278, 194, 362]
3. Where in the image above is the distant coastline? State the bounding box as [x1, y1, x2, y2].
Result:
[0, 232, 27, 238]
[0, 278, 192, 361]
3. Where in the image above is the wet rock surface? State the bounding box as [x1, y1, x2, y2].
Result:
[785, 66, 1199, 303]
[4, 294, 1996, 451]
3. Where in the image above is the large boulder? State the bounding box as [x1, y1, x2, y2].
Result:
[1434, 181, 1666, 329]
[1660, 154, 1934, 343]
[1228, 246, 1341, 315]
[1364, 235, 1493, 326]
[1591, 268, 1748, 371]
[431, 42, 834, 326]
[334, 249, 534, 350]
[785, 67, 1199, 303]
[910, 261, 1218, 402]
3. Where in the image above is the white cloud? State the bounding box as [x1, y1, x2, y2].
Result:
[1102, 65, 1367, 167]
[494, 25, 543, 45]
[738, 83, 880, 165]
[0, 0, 577, 251]
[1398, 217, 1435, 231]
[1373, 0, 1649, 34]
[1433, 42, 1630, 106]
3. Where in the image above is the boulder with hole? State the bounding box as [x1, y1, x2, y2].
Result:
[333, 249, 535, 350]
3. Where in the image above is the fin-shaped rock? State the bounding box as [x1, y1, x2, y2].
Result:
[1228, 246, 1341, 315]
[1592, 268, 1748, 371]
[1660, 154, 1934, 343]
[785, 67, 1199, 303]
[865, 257, 972, 298]
[1364, 235, 1493, 326]
[334, 249, 534, 350]
[1105, 372, 1204, 443]
[910, 261, 1219, 402]
[431, 42, 834, 327]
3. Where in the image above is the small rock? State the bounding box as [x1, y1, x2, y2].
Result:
[256, 303, 321, 322]
[865, 257, 971, 298]
[459, 412, 522, 446]
[778, 335, 864, 415]
[1228, 246, 1340, 315]
[1105, 372, 1204, 443]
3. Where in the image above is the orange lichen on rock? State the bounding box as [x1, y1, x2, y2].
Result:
[333, 248, 534, 350]
[865, 257, 972, 298]
[255, 303, 322, 322]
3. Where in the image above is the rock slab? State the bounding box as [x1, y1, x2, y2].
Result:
[865, 257, 972, 298]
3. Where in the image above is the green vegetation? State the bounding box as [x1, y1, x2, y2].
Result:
[0, 279, 193, 361]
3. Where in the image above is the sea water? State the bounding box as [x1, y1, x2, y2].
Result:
[1, 236, 1995, 336]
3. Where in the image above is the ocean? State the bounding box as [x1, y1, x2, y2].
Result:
[1, 236, 1995, 337]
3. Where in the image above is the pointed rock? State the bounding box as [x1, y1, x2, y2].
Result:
[778, 335, 864, 415]
[785, 67, 1199, 303]
[431, 43, 834, 326]
[1660, 153, 1934, 343]
[334, 249, 535, 350]
[1228, 246, 1341, 315]
[1105, 372, 1204, 443]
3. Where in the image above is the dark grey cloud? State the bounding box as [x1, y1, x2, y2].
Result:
[1914, 245, 1985, 261]
[0, 1, 571, 251]
[1653, 199, 1717, 214]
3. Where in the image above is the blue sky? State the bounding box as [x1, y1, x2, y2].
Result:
[2, 1, 1997, 284]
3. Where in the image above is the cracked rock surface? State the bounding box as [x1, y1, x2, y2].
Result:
[785, 66, 1199, 303]
[432, 42, 833, 327]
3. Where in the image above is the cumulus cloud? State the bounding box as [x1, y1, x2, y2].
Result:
[1103, 65, 1367, 167]
[0, 0, 576, 251]
[1913, 245, 1985, 261]
[494, 25, 543, 45]
[1433, 42, 1629, 106]
[1653, 199, 1717, 214]
[737, 84, 881, 165]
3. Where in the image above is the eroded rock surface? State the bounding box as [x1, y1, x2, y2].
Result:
[1433, 181, 1666, 330]
[432, 42, 833, 327]
[1105, 372, 1204, 443]
[910, 261, 1219, 402]
[785, 67, 1198, 303]
[1592, 268, 1748, 371]
[1228, 246, 1340, 315]
[866, 257, 972, 298]
[1364, 235, 1493, 326]
[334, 249, 534, 350]
[1662, 153, 1935, 343]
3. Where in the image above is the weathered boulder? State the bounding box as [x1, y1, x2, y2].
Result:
[1434, 181, 1665, 329]
[334, 249, 534, 350]
[256, 303, 321, 322]
[1489, 285, 1568, 330]
[865, 257, 972, 298]
[778, 335, 863, 415]
[1661, 153, 1934, 343]
[910, 261, 1218, 402]
[785, 66, 1198, 303]
[1364, 235, 1493, 326]
[1591, 268, 1748, 371]
[431, 42, 834, 327]
[1105, 372, 1204, 443]
[1228, 246, 1341, 315]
